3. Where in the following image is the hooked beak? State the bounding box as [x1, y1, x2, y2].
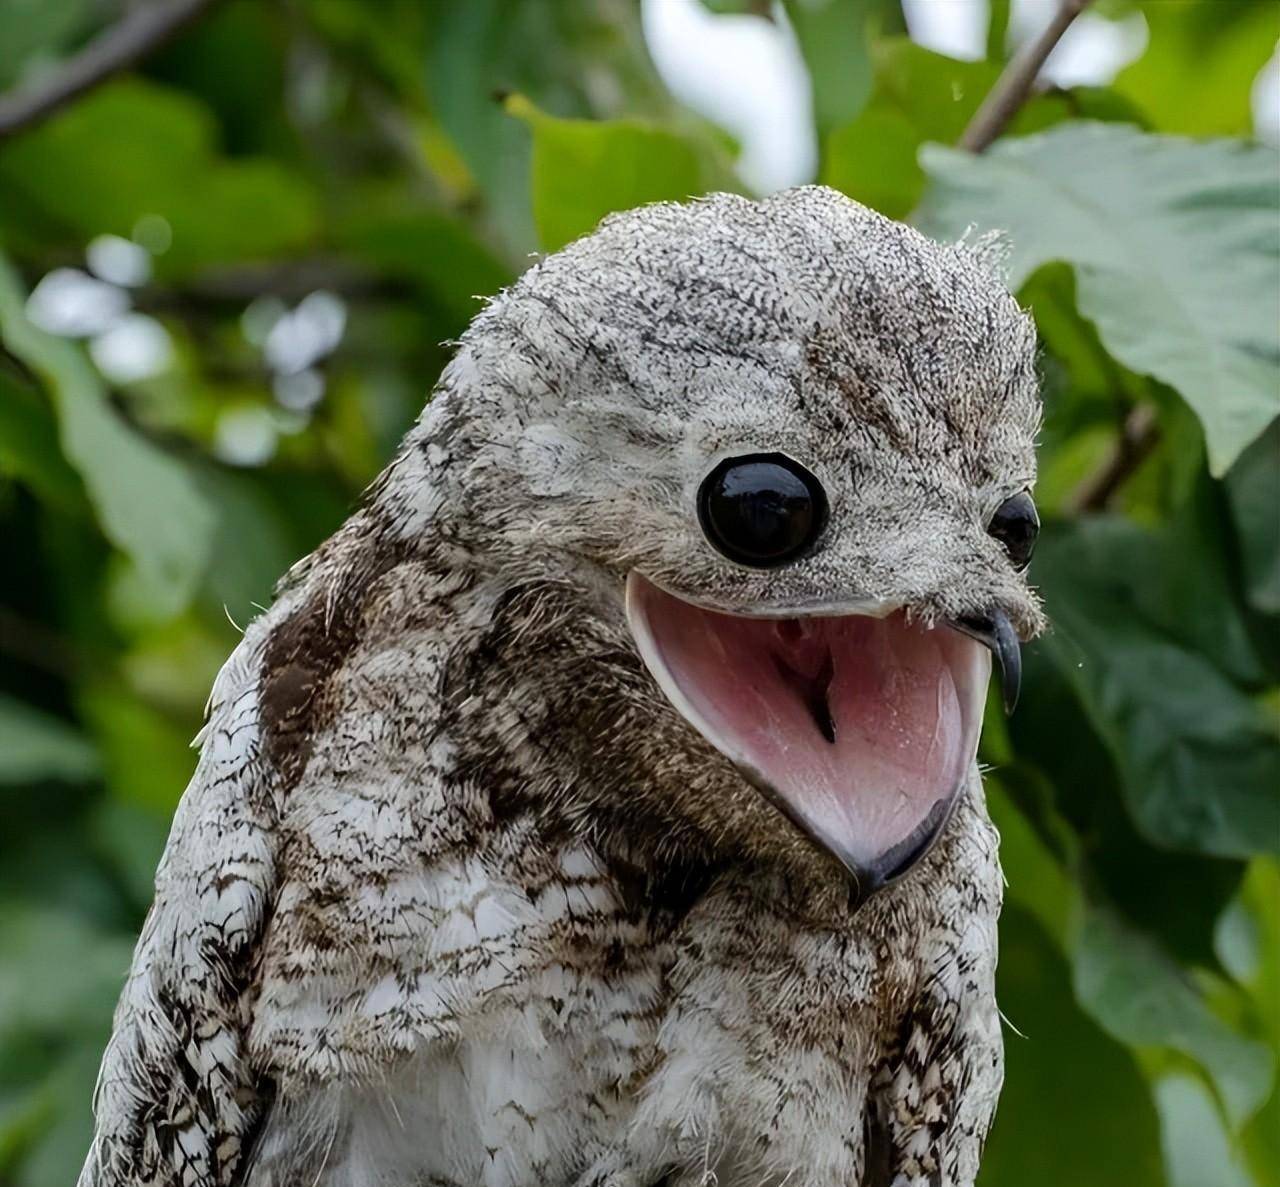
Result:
[951, 609, 1022, 714]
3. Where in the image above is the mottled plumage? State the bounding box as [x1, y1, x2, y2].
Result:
[82, 187, 1042, 1187]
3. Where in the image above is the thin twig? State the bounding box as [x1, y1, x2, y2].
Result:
[1064, 404, 1161, 515]
[0, 0, 225, 141]
[959, 0, 1093, 153]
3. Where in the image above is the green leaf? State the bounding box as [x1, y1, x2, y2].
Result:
[986, 777, 1081, 949]
[1244, 1085, 1280, 1187]
[1137, 468, 1269, 688]
[1217, 860, 1280, 1183]
[1011, 640, 1249, 968]
[1155, 1074, 1256, 1187]
[0, 79, 321, 277]
[1114, 3, 1280, 137]
[823, 108, 923, 220]
[991, 785, 1274, 1140]
[979, 906, 1164, 1187]
[1076, 904, 1275, 1130]
[0, 370, 84, 512]
[0, 906, 130, 1041]
[1217, 860, 1280, 1048]
[782, 0, 872, 138]
[507, 95, 732, 252]
[1225, 421, 1280, 616]
[0, 0, 92, 89]
[1016, 264, 1144, 513]
[986, 0, 1010, 61]
[426, 0, 677, 257]
[78, 680, 197, 815]
[0, 696, 98, 785]
[9, 1047, 102, 1187]
[1033, 519, 1280, 859]
[0, 906, 129, 1185]
[194, 467, 305, 630]
[338, 206, 512, 328]
[0, 256, 216, 614]
[918, 123, 1280, 474]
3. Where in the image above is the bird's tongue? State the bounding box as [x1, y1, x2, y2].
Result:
[626, 574, 989, 879]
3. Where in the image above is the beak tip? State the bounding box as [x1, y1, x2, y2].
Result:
[1003, 682, 1020, 715]
[994, 612, 1021, 716]
[953, 608, 1022, 717]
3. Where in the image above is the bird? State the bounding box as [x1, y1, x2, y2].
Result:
[80, 185, 1044, 1187]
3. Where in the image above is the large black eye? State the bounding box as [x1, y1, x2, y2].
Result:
[697, 453, 828, 568]
[988, 491, 1039, 570]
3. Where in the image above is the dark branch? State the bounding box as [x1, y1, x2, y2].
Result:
[959, 0, 1094, 153]
[1065, 404, 1161, 514]
[0, 0, 225, 141]
[137, 258, 407, 307]
[958, 0, 1152, 514]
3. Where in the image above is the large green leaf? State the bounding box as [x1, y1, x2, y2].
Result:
[1076, 904, 1274, 1130]
[6, 1046, 102, 1187]
[1008, 643, 1249, 969]
[918, 123, 1280, 474]
[0, 79, 320, 277]
[0, 906, 130, 1043]
[1245, 1088, 1280, 1187]
[1225, 422, 1280, 616]
[0, 696, 98, 785]
[1216, 860, 1280, 1051]
[1130, 467, 1269, 688]
[1015, 265, 1147, 514]
[991, 781, 1274, 1142]
[986, 777, 1081, 949]
[1156, 1074, 1256, 1187]
[979, 906, 1164, 1187]
[506, 96, 734, 252]
[1216, 859, 1280, 1185]
[0, 906, 132, 1186]
[0, 257, 215, 613]
[1033, 518, 1280, 859]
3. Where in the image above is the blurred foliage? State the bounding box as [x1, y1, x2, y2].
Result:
[0, 1, 1277, 1185]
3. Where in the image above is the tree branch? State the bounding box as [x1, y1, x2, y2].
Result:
[1064, 404, 1161, 515]
[0, 0, 225, 142]
[137, 258, 407, 307]
[959, 0, 1094, 153]
[957, 0, 1156, 516]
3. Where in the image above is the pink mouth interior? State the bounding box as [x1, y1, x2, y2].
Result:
[626, 574, 989, 878]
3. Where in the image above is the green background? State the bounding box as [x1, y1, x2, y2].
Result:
[0, 1, 1277, 1184]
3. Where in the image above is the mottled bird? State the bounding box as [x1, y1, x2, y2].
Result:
[82, 186, 1043, 1187]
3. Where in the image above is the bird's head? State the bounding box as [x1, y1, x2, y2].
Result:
[381, 186, 1043, 897]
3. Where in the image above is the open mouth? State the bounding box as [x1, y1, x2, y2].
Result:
[625, 572, 995, 892]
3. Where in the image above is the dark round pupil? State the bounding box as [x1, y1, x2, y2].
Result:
[698, 455, 826, 568]
[990, 491, 1039, 569]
